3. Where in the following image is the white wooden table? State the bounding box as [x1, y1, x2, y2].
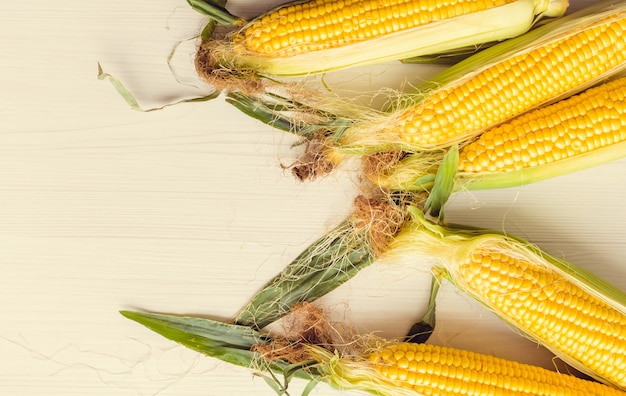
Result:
[1, 0, 622, 394]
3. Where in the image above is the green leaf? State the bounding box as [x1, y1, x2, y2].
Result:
[226, 92, 294, 133]
[261, 373, 285, 395]
[424, 145, 458, 219]
[186, 0, 244, 25]
[235, 220, 375, 329]
[405, 267, 445, 344]
[121, 311, 322, 386]
[97, 63, 141, 110]
[97, 63, 220, 111]
[200, 18, 218, 41]
[120, 311, 261, 368]
[301, 378, 320, 396]
[410, 173, 436, 191]
[226, 92, 344, 140]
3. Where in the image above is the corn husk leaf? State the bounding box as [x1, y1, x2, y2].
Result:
[97, 63, 220, 111]
[423, 146, 458, 219]
[187, 0, 244, 26]
[119, 309, 430, 396]
[225, 91, 345, 140]
[235, 219, 375, 330]
[404, 269, 443, 344]
[120, 310, 321, 394]
[236, 193, 413, 329]
[120, 311, 261, 366]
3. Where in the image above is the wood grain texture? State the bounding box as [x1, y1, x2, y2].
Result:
[1, 0, 622, 394]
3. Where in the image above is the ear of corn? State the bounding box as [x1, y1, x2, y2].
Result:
[456, 75, 626, 189]
[389, 207, 626, 389]
[196, 0, 568, 79]
[122, 309, 626, 396]
[371, 75, 626, 198]
[334, 0, 626, 153]
[364, 342, 626, 396]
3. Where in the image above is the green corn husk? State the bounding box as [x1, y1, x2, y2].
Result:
[235, 218, 376, 330]
[187, 0, 243, 26]
[120, 310, 323, 395]
[368, 75, 626, 212]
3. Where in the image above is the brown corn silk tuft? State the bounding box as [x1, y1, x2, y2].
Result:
[253, 303, 339, 364]
[284, 139, 337, 182]
[362, 151, 407, 182]
[353, 195, 409, 257]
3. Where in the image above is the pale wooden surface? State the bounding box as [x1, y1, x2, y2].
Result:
[1, 0, 623, 395]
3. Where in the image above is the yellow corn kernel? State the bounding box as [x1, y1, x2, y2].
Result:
[397, 14, 626, 148]
[458, 77, 626, 173]
[369, 342, 626, 395]
[456, 247, 626, 388]
[241, 0, 517, 57]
